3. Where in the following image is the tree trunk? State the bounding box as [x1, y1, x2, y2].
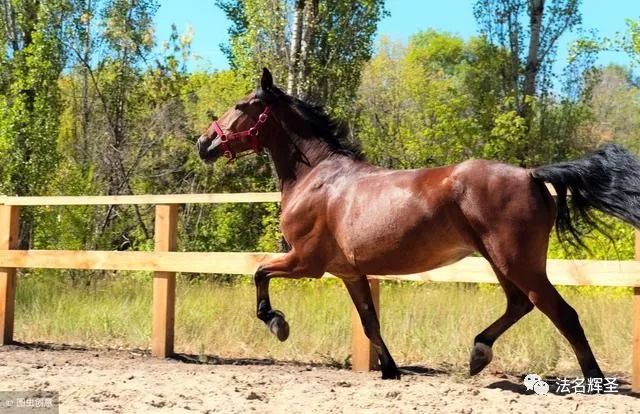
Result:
[287, 0, 305, 96]
[81, 0, 92, 168]
[521, 0, 544, 117]
[298, 0, 318, 98]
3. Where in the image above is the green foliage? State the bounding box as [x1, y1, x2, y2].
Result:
[547, 213, 636, 260]
[356, 28, 597, 172]
[0, 1, 65, 197]
[628, 18, 640, 60]
[218, 0, 386, 119]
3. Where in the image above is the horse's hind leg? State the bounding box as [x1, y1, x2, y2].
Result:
[470, 273, 533, 375]
[344, 276, 400, 379]
[512, 273, 604, 379]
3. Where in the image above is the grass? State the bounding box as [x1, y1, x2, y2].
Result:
[13, 272, 633, 377]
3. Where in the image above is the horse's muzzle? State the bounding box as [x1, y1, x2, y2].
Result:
[196, 134, 220, 163]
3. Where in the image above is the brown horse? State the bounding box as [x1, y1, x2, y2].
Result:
[197, 68, 640, 380]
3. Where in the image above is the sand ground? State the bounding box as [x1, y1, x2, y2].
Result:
[0, 344, 638, 413]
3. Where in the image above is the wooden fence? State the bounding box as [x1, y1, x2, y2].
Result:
[0, 193, 639, 392]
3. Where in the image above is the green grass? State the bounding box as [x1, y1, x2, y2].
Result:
[14, 273, 632, 377]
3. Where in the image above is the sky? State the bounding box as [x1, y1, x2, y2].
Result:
[154, 0, 640, 73]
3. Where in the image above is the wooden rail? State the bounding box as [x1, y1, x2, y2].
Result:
[0, 193, 282, 206]
[0, 192, 638, 392]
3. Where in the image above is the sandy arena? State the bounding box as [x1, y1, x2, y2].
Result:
[0, 344, 638, 413]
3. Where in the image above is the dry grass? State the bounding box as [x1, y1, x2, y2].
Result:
[13, 273, 632, 377]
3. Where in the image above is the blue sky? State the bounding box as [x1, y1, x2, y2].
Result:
[154, 0, 639, 73]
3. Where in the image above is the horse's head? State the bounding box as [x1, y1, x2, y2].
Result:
[197, 68, 277, 163]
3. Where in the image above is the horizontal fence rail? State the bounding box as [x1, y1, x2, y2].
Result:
[0, 192, 282, 206]
[0, 192, 638, 392]
[0, 251, 640, 287]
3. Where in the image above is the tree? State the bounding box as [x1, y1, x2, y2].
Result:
[356, 29, 590, 170]
[473, 0, 582, 164]
[356, 33, 490, 168]
[217, 0, 385, 118]
[474, 0, 581, 114]
[582, 65, 640, 152]
[0, 0, 69, 247]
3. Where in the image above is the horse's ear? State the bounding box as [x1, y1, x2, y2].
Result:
[261, 67, 273, 90]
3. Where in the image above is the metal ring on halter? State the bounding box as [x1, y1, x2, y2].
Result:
[223, 150, 233, 159]
[258, 113, 268, 123]
[249, 127, 258, 136]
[219, 134, 228, 143]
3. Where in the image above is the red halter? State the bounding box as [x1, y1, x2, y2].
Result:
[209, 106, 272, 162]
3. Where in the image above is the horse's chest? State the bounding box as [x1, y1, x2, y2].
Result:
[279, 195, 325, 244]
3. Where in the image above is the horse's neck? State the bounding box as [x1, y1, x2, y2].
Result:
[267, 134, 339, 190]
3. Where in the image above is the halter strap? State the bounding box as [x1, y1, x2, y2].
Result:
[209, 106, 272, 162]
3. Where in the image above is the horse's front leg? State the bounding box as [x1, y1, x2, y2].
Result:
[254, 252, 323, 341]
[344, 276, 400, 379]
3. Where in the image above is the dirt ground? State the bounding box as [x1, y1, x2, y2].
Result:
[0, 344, 638, 413]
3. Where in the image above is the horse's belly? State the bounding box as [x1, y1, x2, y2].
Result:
[357, 244, 473, 275]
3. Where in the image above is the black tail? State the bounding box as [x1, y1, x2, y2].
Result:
[531, 143, 640, 248]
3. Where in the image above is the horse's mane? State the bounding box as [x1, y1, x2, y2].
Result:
[256, 85, 364, 160]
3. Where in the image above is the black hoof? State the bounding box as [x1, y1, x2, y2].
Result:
[469, 343, 493, 376]
[381, 368, 401, 380]
[268, 314, 290, 342]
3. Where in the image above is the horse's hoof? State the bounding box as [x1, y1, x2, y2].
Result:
[381, 368, 401, 380]
[268, 315, 290, 342]
[469, 342, 493, 376]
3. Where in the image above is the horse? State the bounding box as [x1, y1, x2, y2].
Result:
[196, 68, 640, 380]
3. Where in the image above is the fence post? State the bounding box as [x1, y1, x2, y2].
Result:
[152, 204, 178, 358]
[351, 278, 380, 372]
[0, 205, 20, 345]
[633, 229, 640, 393]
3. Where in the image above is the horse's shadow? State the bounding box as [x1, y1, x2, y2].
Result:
[172, 352, 303, 367]
[486, 376, 640, 398]
[399, 365, 450, 376]
[9, 342, 449, 375]
[8, 341, 339, 369]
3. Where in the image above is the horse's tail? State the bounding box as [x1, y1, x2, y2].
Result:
[530, 143, 640, 248]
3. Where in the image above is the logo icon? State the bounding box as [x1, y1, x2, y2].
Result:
[523, 373, 549, 395]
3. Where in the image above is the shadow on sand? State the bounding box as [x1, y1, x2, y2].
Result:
[486, 375, 639, 398]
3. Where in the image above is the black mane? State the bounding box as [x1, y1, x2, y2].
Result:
[257, 85, 363, 160]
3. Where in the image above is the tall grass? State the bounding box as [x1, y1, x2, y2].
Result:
[14, 272, 632, 377]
